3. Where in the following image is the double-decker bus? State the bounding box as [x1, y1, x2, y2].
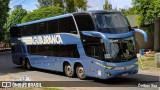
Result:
[10, 10, 147, 79]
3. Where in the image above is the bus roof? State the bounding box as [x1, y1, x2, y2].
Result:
[15, 10, 120, 27]
[73, 10, 120, 14]
[16, 13, 72, 27]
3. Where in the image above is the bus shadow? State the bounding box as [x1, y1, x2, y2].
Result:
[32, 67, 66, 77]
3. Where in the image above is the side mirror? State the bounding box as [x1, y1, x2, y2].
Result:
[134, 28, 148, 42]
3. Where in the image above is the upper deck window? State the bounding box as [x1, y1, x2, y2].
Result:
[94, 12, 131, 34]
[59, 16, 77, 34]
[48, 19, 58, 33]
[38, 22, 48, 34]
[10, 26, 21, 37]
[74, 14, 95, 31]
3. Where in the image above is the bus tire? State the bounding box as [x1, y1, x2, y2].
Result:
[21, 59, 26, 69]
[64, 63, 74, 77]
[26, 59, 32, 70]
[76, 64, 86, 80]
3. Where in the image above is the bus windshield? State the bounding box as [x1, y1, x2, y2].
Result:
[106, 36, 137, 62]
[94, 13, 131, 34]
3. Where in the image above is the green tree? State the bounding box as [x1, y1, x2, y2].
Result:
[37, 0, 64, 9]
[0, 0, 10, 42]
[37, 0, 88, 13]
[132, 0, 160, 27]
[74, 0, 87, 11]
[22, 6, 67, 23]
[104, 4, 112, 10]
[120, 7, 136, 16]
[7, 8, 27, 28]
[103, 0, 112, 10]
[66, 0, 76, 12]
[4, 8, 27, 44]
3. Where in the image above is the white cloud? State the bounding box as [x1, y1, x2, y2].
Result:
[87, 0, 132, 10]
[87, 0, 105, 10]
[9, 0, 38, 11]
[109, 0, 132, 9]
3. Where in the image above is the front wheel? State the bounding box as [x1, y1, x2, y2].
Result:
[76, 65, 86, 80]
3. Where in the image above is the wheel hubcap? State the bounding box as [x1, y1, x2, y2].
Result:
[66, 65, 73, 76]
[78, 67, 85, 78]
[22, 60, 25, 68]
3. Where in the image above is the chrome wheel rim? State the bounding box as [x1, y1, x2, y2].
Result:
[65, 65, 73, 76]
[78, 67, 85, 78]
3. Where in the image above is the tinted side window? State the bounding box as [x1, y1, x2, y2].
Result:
[48, 20, 58, 33]
[51, 45, 59, 56]
[59, 45, 80, 58]
[38, 22, 48, 35]
[30, 24, 37, 35]
[21, 25, 30, 36]
[28, 45, 59, 56]
[74, 14, 95, 31]
[28, 45, 38, 54]
[59, 16, 77, 34]
[10, 26, 21, 37]
[27, 45, 80, 58]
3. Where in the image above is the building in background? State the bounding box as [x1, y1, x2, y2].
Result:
[127, 15, 154, 52]
[13, 5, 22, 10]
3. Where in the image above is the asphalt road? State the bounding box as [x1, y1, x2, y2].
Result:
[0, 51, 159, 90]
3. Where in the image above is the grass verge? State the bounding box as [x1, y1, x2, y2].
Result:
[138, 56, 155, 69]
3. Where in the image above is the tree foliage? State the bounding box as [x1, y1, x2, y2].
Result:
[37, 0, 88, 12]
[0, 0, 10, 42]
[7, 8, 27, 28]
[66, 0, 76, 12]
[103, 0, 112, 10]
[3, 8, 27, 43]
[38, 0, 64, 8]
[120, 7, 136, 16]
[103, 4, 112, 10]
[74, 0, 87, 11]
[132, 0, 160, 27]
[22, 6, 67, 23]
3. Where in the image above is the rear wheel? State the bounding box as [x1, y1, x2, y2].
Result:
[76, 65, 86, 80]
[64, 63, 74, 77]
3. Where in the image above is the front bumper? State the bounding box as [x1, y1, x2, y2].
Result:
[102, 64, 138, 79]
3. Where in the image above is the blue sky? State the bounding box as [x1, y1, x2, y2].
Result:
[9, 0, 132, 11]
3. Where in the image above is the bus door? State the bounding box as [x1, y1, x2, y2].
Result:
[83, 42, 105, 77]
